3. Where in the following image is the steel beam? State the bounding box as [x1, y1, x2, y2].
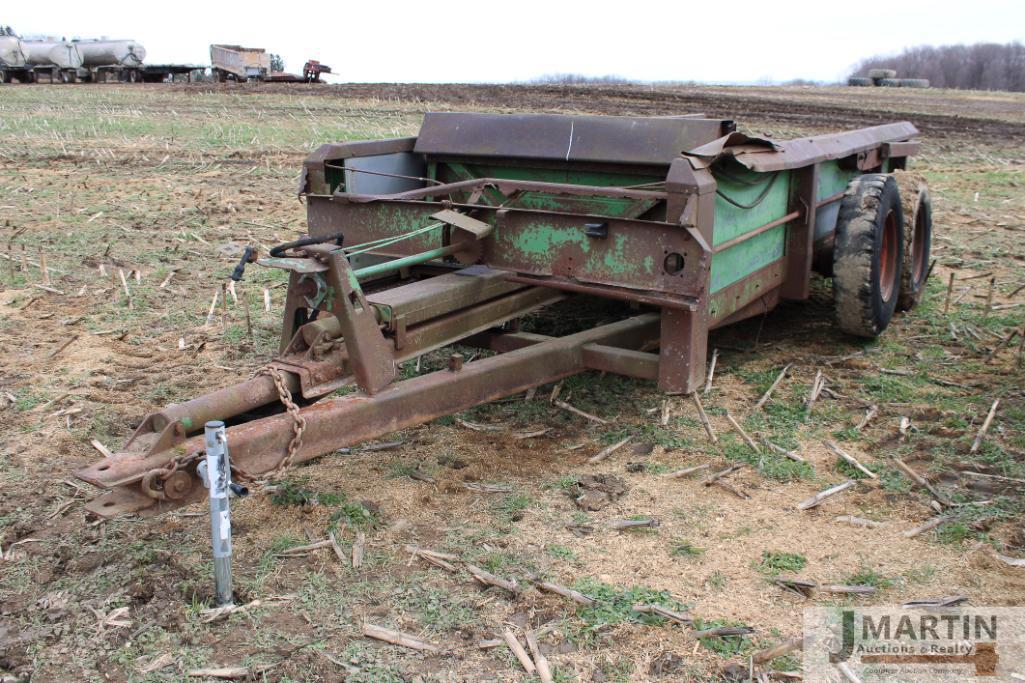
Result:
[80, 314, 660, 519]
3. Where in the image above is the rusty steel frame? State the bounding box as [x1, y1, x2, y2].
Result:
[77, 112, 923, 519]
[79, 314, 659, 518]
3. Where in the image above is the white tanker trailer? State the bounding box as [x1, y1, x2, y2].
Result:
[9, 37, 147, 83]
[0, 35, 27, 80]
[18, 40, 82, 82]
[73, 39, 146, 81]
[1, 32, 202, 85]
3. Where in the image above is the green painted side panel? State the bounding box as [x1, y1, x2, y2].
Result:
[817, 160, 857, 201]
[351, 204, 446, 250]
[707, 261, 783, 321]
[509, 192, 649, 217]
[498, 223, 652, 278]
[710, 167, 791, 247]
[439, 160, 662, 189]
[504, 222, 589, 258]
[709, 225, 786, 293]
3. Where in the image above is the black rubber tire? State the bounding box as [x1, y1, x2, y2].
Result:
[894, 172, 932, 311]
[833, 174, 905, 338]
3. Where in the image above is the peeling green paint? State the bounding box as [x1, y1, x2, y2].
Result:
[509, 192, 651, 217]
[592, 233, 637, 276]
[346, 268, 361, 293]
[509, 223, 590, 259]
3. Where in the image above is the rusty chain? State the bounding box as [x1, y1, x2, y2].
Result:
[141, 452, 201, 500]
[141, 366, 305, 499]
[254, 365, 307, 479]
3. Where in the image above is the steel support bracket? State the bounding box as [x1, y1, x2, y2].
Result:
[304, 244, 396, 394]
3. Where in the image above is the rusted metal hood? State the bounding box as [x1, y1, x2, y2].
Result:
[414, 112, 733, 166]
[684, 122, 920, 171]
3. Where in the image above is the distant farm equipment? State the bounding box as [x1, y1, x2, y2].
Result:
[210, 44, 331, 83]
[0, 28, 203, 83]
[848, 69, 929, 88]
[2, 36, 147, 83]
[1, 30, 320, 85]
[303, 59, 331, 83]
[210, 44, 271, 82]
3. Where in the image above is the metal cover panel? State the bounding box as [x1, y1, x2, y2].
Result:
[367, 267, 525, 327]
[431, 209, 491, 238]
[344, 152, 426, 195]
[414, 112, 728, 166]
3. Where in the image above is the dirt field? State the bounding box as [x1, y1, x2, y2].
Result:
[1, 82, 1024, 682]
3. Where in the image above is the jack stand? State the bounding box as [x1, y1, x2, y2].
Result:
[201, 421, 233, 607]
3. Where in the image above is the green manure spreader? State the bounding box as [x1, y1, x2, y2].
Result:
[77, 112, 932, 517]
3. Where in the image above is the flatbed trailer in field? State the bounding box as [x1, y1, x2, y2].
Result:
[141, 64, 205, 83]
[77, 112, 932, 518]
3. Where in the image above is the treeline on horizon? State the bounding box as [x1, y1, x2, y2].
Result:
[853, 42, 1025, 92]
[531, 42, 1025, 92]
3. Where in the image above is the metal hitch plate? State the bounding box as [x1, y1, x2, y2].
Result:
[257, 256, 328, 273]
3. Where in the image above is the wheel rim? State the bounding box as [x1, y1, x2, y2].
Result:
[879, 209, 899, 302]
[911, 200, 927, 284]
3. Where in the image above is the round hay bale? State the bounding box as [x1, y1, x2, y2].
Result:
[898, 78, 930, 88]
[868, 68, 897, 79]
[878, 78, 901, 87]
[847, 77, 874, 87]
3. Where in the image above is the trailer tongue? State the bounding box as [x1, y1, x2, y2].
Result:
[76, 112, 928, 519]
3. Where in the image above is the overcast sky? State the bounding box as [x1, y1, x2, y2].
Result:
[12, 0, 1025, 83]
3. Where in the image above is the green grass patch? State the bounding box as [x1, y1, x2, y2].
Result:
[706, 571, 728, 590]
[846, 567, 893, 589]
[330, 501, 379, 529]
[757, 551, 807, 576]
[492, 492, 532, 522]
[395, 584, 477, 633]
[546, 544, 576, 561]
[692, 618, 753, 657]
[573, 578, 688, 629]
[270, 477, 347, 507]
[722, 437, 812, 481]
[670, 541, 705, 559]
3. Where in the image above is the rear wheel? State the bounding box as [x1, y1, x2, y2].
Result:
[894, 172, 932, 311]
[833, 174, 904, 337]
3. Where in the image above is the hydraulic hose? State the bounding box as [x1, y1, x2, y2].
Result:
[269, 231, 345, 258]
